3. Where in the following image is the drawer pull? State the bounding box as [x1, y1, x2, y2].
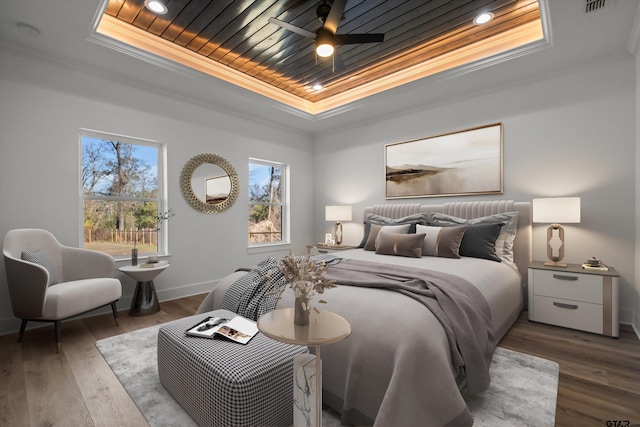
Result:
[553, 274, 578, 281]
[318, 249, 329, 254]
[553, 302, 579, 310]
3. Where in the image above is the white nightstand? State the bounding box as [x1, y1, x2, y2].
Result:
[307, 244, 357, 255]
[528, 261, 619, 337]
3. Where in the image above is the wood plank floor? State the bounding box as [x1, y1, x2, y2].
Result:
[1, 295, 638, 427]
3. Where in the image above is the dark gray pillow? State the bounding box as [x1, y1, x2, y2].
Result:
[432, 222, 504, 262]
[21, 250, 58, 285]
[375, 233, 425, 258]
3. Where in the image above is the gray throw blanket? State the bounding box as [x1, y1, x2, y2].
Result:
[324, 258, 496, 395]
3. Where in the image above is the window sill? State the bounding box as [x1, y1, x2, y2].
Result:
[247, 242, 291, 255]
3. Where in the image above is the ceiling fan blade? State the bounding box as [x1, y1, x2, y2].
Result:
[334, 33, 385, 45]
[268, 17, 316, 39]
[333, 51, 345, 73]
[324, 0, 346, 34]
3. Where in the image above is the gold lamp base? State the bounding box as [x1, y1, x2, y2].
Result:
[546, 223, 567, 268]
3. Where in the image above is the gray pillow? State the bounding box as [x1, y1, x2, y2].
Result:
[430, 211, 519, 263]
[364, 224, 411, 251]
[358, 213, 427, 248]
[458, 223, 504, 262]
[21, 250, 58, 285]
[375, 233, 425, 258]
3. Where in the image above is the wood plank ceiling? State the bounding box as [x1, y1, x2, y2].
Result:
[98, 0, 543, 114]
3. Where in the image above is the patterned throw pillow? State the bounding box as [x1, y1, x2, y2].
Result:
[364, 224, 411, 251]
[21, 250, 58, 285]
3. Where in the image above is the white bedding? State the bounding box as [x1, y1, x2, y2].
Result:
[333, 249, 523, 340]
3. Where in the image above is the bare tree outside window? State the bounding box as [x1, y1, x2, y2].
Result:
[81, 133, 165, 257]
[248, 160, 287, 244]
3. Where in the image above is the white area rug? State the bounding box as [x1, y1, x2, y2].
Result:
[96, 324, 559, 427]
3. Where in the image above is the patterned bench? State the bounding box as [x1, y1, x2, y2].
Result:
[158, 309, 308, 427]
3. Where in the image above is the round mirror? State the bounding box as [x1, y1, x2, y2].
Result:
[180, 153, 239, 214]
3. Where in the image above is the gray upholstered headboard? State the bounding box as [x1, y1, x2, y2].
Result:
[362, 200, 532, 286]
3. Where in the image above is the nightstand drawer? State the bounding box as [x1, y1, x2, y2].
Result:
[532, 269, 603, 304]
[532, 295, 603, 334]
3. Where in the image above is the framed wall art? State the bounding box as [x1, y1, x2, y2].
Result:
[385, 123, 503, 199]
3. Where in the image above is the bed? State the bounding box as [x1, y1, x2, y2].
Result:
[197, 200, 531, 426]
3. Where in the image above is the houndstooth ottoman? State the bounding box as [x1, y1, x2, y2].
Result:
[158, 309, 308, 427]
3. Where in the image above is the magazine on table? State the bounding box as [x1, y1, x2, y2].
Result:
[185, 315, 259, 344]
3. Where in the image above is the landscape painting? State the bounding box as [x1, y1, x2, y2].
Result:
[385, 123, 503, 198]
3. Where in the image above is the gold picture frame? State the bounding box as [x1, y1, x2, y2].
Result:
[385, 123, 503, 199]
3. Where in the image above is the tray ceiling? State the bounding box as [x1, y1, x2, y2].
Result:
[93, 0, 545, 115]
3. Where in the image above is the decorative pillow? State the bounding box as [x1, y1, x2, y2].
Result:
[415, 224, 466, 259]
[430, 211, 519, 263]
[358, 213, 427, 248]
[21, 250, 58, 285]
[364, 224, 411, 251]
[375, 233, 425, 258]
[457, 223, 504, 262]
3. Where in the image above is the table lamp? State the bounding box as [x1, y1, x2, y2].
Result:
[532, 197, 581, 267]
[325, 205, 352, 245]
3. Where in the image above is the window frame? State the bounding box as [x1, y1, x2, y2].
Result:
[79, 129, 169, 259]
[248, 158, 290, 249]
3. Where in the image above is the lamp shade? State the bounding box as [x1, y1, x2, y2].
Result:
[532, 197, 581, 223]
[325, 205, 352, 222]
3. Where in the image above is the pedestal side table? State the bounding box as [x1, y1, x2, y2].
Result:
[119, 263, 169, 316]
[258, 308, 351, 427]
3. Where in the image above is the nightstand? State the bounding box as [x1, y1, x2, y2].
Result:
[307, 244, 357, 255]
[528, 261, 619, 337]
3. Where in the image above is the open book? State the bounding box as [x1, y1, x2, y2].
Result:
[185, 315, 259, 344]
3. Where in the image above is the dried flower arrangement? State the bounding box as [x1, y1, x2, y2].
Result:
[268, 254, 336, 322]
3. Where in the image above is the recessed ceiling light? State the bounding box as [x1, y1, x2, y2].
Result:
[144, 0, 168, 15]
[473, 12, 494, 25]
[312, 83, 324, 91]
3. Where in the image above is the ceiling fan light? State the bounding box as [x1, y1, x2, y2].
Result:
[473, 12, 494, 25]
[144, 0, 168, 15]
[316, 43, 334, 57]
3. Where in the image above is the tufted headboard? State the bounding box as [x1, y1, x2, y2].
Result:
[362, 200, 532, 286]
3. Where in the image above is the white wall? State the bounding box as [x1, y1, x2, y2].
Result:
[0, 47, 315, 334]
[635, 45, 640, 334]
[314, 53, 638, 326]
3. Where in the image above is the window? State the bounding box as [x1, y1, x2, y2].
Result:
[80, 130, 167, 258]
[248, 159, 288, 245]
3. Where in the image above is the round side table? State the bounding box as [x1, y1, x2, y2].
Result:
[258, 308, 351, 427]
[119, 263, 169, 316]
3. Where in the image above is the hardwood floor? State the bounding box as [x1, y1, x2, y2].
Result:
[1, 296, 638, 427]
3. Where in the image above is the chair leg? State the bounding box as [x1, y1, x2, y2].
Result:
[54, 320, 61, 354]
[111, 302, 119, 326]
[17, 319, 27, 343]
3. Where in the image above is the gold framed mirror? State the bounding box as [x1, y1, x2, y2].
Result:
[180, 153, 239, 214]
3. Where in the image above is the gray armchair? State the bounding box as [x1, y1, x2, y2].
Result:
[3, 228, 122, 352]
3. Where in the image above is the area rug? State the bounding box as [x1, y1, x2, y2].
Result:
[96, 324, 559, 427]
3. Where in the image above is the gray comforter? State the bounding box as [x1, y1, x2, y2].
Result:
[204, 255, 497, 426]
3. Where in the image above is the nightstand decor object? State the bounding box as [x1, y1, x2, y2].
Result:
[325, 205, 352, 245]
[532, 197, 580, 267]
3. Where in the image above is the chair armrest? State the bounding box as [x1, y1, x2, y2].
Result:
[61, 246, 117, 281]
[3, 255, 48, 318]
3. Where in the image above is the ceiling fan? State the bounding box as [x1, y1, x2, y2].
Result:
[268, 0, 385, 72]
